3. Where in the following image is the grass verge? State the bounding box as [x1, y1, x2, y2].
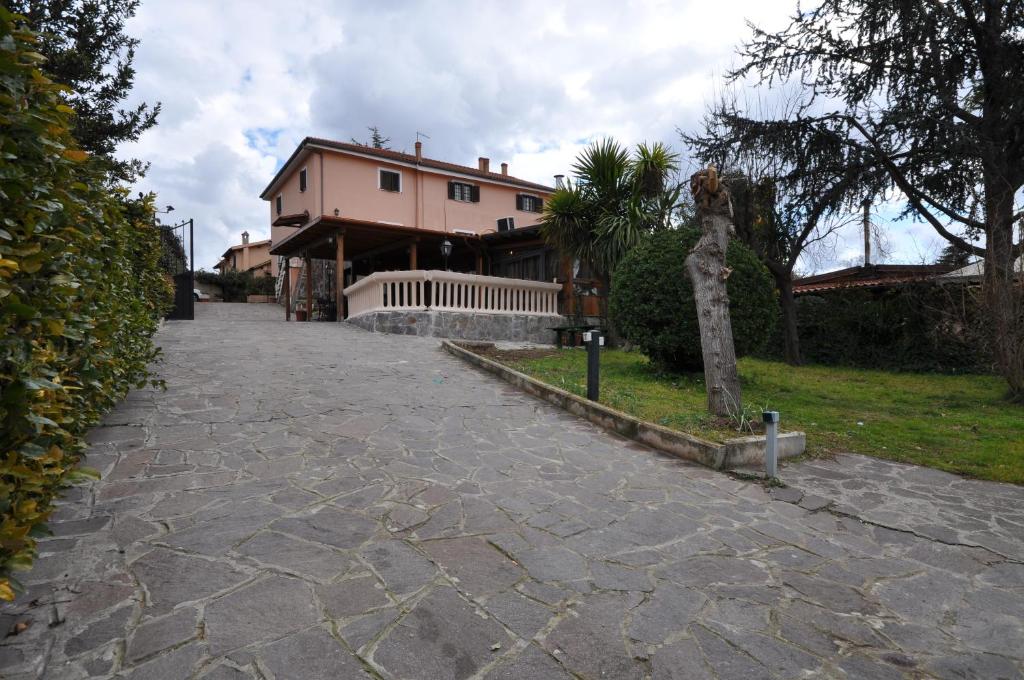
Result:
[476, 346, 1024, 484]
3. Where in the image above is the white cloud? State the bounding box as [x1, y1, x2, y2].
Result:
[117, 0, 945, 273]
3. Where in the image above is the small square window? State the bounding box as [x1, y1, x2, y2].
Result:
[275, 195, 282, 215]
[379, 169, 401, 192]
[299, 168, 307, 192]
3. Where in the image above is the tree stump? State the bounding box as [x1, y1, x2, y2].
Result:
[685, 166, 743, 416]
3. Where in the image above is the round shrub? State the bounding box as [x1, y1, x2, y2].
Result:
[610, 227, 777, 372]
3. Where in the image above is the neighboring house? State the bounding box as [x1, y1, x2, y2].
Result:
[936, 256, 1024, 282]
[793, 264, 955, 295]
[215, 231, 273, 277]
[260, 137, 594, 340]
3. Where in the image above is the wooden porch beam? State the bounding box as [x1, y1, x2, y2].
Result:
[284, 258, 291, 321]
[336, 231, 345, 321]
[409, 241, 418, 270]
[305, 253, 313, 322]
[563, 255, 574, 317]
[350, 236, 420, 263]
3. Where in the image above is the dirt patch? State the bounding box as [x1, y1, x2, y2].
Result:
[708, 415, 764, 435]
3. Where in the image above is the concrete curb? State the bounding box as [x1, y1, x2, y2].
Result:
[441, 340, 805, 470]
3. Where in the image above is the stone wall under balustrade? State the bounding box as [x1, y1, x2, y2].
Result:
[345, 310, 568, 344]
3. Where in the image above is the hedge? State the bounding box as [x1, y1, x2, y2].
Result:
[0, 11, 172, 600]
[769, 284, 992, 373]
[195, 269, 275, 301]
[609, 227, 778, 372]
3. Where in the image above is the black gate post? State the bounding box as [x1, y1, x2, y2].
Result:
[163, 217, 195, 321]
[186, 218, 194, 320]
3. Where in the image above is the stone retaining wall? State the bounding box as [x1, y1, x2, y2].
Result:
[346, 310, 568, 344]
[442, 340, 806, 470]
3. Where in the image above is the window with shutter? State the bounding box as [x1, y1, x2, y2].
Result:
[517, 195, 541, 212]
[449, 181, 476, 202]
[379, 169, 401, 192]
[299, 168, 307, 192]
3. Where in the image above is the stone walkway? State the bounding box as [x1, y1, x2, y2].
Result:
[1, 304, 1021, 679]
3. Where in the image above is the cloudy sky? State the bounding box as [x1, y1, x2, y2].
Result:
[120, 0, 947, 272]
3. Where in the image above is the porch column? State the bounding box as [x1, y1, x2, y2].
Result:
[305, 253, 313, 322]
[284, 257, 291, 321]
[336, 231, 345, 321]
[476, 252, 484, 275]
[408, 241, 418, 270]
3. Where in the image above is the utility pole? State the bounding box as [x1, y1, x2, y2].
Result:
[863, 199, 871, 266]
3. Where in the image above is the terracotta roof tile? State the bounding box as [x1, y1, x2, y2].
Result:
[260, 137, 554, 198]
[793, 264, 954, 294]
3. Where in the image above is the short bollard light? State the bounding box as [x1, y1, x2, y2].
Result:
[763, 410, 780, 479]
[582, 330, 603, 401]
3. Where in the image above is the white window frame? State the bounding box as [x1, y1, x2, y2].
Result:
[518, 194, 541, 213]
[451, 181, 474, 202]
[378, 167, 402, 193]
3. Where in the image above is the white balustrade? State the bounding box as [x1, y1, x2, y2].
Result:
[343, 270, 561, 319]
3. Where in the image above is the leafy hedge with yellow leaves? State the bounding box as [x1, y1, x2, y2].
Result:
[0, 10, 172, 600]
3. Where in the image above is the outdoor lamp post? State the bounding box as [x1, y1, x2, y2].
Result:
[441, 238, 453, 271]
[763, 411, 780, 479]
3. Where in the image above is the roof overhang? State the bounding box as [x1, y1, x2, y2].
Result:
[259, 137, 555, 201]
[273, 211, 310, 227]
[482, 225, 544, 245]
[269, 216, 481, 261]
[246, 259, 272, 272]
[220, 239, 271, 259]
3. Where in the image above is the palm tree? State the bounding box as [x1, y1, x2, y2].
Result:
[541, 139, 682, 327]
[541, 139, 682, 278]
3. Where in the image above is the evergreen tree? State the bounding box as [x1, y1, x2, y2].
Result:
[936, 244, 973, 269]
[732, 0, 1024, 399]
[352, 126, 391, 149]
[9, 0, 160, 183]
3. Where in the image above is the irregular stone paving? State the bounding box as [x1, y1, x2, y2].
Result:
[0, 303, 1021, 680]
[779, 454, 1024, 563]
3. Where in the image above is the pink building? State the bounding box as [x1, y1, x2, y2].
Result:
[258, 138, 602, 339]
[215, 231, 273, 276]
[263, 138, 551, 237]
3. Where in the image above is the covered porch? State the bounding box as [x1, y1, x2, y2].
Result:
[268, 216, 567, 341]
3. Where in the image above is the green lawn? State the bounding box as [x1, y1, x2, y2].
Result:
[480, 347, 1024, 484]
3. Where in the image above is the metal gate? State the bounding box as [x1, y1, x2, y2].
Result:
[160, 218, 195, 320]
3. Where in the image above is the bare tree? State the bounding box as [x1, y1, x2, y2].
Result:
[686, 167, 743, 416]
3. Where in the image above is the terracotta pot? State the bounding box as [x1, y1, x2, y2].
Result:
[295, 310, 308, 321]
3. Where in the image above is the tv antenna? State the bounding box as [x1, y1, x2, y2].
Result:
[416, 131, 431, 142]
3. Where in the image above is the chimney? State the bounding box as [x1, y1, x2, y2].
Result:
[500, 162, 508, 176]
[478, 157, 490, 173]
[415, 140, 422, 160]
[554, 174, 565, 189]
[241, 230, 250, 245]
